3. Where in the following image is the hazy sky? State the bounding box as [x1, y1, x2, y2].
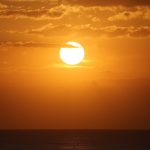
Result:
[0, 0, 150, 129]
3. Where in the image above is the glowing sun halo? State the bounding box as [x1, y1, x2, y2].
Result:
[60, 42, 85, 65]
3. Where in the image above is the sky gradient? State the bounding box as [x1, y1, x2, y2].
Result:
[0, 0, 150, 129]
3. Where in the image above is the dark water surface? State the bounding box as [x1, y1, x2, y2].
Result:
[0, 130, 150, 150]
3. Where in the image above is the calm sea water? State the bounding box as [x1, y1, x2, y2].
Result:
[0, 130, 150, 150]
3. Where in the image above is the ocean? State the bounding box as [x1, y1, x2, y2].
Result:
[0, 130, 150, 150]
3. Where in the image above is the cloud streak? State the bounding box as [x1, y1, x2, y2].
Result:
[0, 41, 60, 47]
[27, 24, 150, 38]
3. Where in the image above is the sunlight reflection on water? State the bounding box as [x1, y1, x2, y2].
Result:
[60, 137, 89, 150]
[0, 130, 150, 150]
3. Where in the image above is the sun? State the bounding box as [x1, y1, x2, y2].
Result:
[60, 42, 85, 65]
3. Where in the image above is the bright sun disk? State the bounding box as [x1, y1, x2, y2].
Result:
[60, 42, 85, 65]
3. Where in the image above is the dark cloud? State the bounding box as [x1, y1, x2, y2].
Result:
[1, 0, 150, 7]
[0, 0, 57, 9]
[0, 6, 65, 19]
[65, 0, 150, 6]
[0, 41, 60, 47]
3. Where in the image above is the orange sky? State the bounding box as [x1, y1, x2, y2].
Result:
[0, 0, 150, 129]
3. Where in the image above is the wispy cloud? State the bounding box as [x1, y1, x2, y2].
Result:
[27, 23, 150, 38]
[0, 1, 150, 43]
